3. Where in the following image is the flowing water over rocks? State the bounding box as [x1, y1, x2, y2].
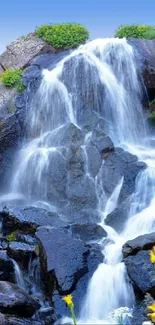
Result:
[0, 38, 155, 324]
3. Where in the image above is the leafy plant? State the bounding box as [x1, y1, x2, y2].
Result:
[0, 68, 25, 92]
[148, 112, 155, 125]
[6, 231, 18, 242]
[9, 104, 15, 114]
[36, 23, 89, 49]
[115, 25, 155, 39]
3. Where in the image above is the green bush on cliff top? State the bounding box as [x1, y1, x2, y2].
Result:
[115, 25, 155, 39]
[0, 68, 25, 92]
[36, 23, 89, 49]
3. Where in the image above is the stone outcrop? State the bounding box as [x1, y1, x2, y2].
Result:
[0, 33, 55, 71]
[129, 39, 155, 100]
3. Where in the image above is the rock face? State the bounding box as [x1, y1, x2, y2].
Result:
[123, 232, 155, 319]
[123, 232, 155, 257]
[2, 206, 67, 234]
[36, 226, 103, 318]
[0, 281, 40, 317]
[0, 33, 55, 71]
[129, 39, 155, 100]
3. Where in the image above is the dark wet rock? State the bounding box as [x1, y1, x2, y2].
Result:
[66, 172, 97, 209]
[0, 281, 40, 317]
[70, 223, 107, 242]
[45, 123, 84, 150]
[62, 207, 101, 224]
[78, 109, 102, 132]
[86, 143, 102, 177]
[16, 233, 38, 246]
[61, 53, 105, 119]
[0, 114, 22, 190]
[31, 51, 70, 70]
[0, 250, 15, 283]
[105, 198, 131, 233]
[91, 129, 114, 154]
[23, 66, 41, 88]
[36, 226, 89, 294]
[4, 315, 43, 325]
[131, 293, 154, 325]
[129, 39, 155, 100]
[35, 306, 56, 325]
[119, 161, 146, 203]
[2, 206, 67, 235]
[123, 232, 155, 258]
[54, 247, 103, 319]
[66, 146, 97, 209]
[101, 149, 146, 201]
[7, 241, 39, 269]
[124, 250, 155, 296]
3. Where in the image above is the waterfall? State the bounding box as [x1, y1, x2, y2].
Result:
[12, 259, 26, 290]
[1, 38, 155, 323]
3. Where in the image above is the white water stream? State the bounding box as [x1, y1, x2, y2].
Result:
[1, 38, 155, 323]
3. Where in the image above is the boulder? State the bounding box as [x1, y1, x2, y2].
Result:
[86, 143, 102, 177]
[105, 198, 131, 233]
[0, 281, 40, 317]
[7, 241, 39, 269]
[101, 149, 145, 201]
[70, 223, 107, 242]
[91, 129, 114, 154]
[123, 232, 155, 258]
[0, 250, 15, 283]
[0, 114, 22, 190]
[0, 33, 55, 71]
[124, 250, 155, 296]
[0, 313, 43, 325]
[36, 226, 89, 294]
[2, 206, 67, 234]
[129, 39, 155, 100]
[53, 247, 103, 318]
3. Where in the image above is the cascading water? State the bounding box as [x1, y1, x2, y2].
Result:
[1, 37, 155, 324]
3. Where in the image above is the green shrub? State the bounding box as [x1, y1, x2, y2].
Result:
[148, 112, 155, 124]
[149, 99, 155, 111]
[36, 23, 89, 49]
[0, 68, 25, 92]
[115, 25, 155, 39]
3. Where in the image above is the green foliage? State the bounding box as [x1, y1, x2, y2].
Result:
[149, 99, 155, 108]
[148, 112, 155, 124]
[6, 231, 18, 242]
[9, 104, 15, 114]
[36, 23, 89, 49]
[0, 68, 25, 92]
[115, 25, 155, 39]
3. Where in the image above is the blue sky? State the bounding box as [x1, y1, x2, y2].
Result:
[0, 0, 155, 53]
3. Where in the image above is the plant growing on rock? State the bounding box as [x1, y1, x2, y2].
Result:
[148, 112, 155, 125]
[62, 295, 77, 325]
[115, 25, 155, 39]
[0, 68, 25, 92]
[36, 23, 89, 49]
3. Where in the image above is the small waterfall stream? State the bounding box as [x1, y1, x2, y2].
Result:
[1, 38, 155, 323]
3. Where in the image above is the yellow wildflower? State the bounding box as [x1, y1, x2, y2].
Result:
[62, 294, 74, 308]
[150, 246, 155, 264]
[147, 302, 155, 323]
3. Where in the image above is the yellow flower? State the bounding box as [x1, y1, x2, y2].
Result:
[147, 302, 155, 322]
[150, 247, 155, 264]
[62, 295, 74, 308]
[147, 312, 155, 323]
